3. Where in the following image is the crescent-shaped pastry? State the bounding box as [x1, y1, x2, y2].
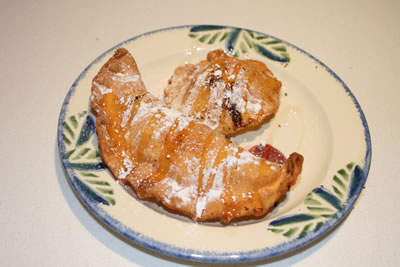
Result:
[90, 48, 303, 224]
[164, 49, 282, 135]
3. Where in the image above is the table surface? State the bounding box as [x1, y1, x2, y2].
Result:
[1, 0, 399, 266]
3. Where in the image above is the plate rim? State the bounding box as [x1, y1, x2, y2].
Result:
[57, 24, 372, 263]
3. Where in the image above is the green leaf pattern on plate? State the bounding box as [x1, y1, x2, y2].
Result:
[63, 111, 115, 206]
[189, 26, 290, 62]
[268, 163, 359, 238]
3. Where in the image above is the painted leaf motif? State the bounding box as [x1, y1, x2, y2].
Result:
[188, 26, 290, 62]
[268, 162, 362, 239]
[226, 28, 241, 53]
[349, 165, 364, 200]
[64, 112, 115, 206]
[76, 115, 96, 146]
[269, 214, 316, 226]
[312, 187, 343, 211]
[190, 25, 226, 32]
[68, 162, 107, 171]
[253, 43, 290, 63]
[73, 176, 110, 205]
[63, 111, 87, 149]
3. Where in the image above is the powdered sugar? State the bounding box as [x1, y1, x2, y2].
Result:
[112, 73, 140, 83]
[176, 116, 192, 132]
[160, 178, 196, 206]
[159, 106, 181, 124]
[213, 69, 222, 76]
[202, 78, 226, 129]
[152, 116, 174, 140]
[195, 146, 241, 218]
[118, 151, 134, 179]
[93, 81, 112, 95]
[237, 150, 260, 165]
[228, 70, 247, 114]
[195, 146, 224, 218]
[246, 100, 262, 115]
[121, 96, 133, 128]
[195, 162, 225, 218]
[129, 100, 158, 127]
[161, 157, 200, 207]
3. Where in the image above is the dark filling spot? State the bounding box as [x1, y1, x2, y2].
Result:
[134, 94, 145, 101]
[206, 75, 217, 86]
[219, 81, 245, 128]
[206, 72, 244, 128]
[227, 103, 243, 127]
[205, 74, 224, 90]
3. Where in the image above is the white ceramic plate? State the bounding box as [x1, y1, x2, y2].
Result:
[57, 25, 371, 263]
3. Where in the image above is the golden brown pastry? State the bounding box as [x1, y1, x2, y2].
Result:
[90, 48, 303, 224]
[164, 49, 282, 135]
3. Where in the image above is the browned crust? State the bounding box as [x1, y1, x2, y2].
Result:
[90, 48, 304, 224]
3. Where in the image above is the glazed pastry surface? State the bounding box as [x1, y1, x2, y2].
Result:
[164, 49, 282, 135]
[90, 48, 303, 224]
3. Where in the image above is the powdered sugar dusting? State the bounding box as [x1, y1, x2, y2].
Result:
[118, 151, 134, 179]
[201, 147, 219, 191]
[229, 69, 247, 114]
[176, 115, 193, 132]
[193, 144, 265, 218]
[121, 96, 133, 128]
[237, 150, 260, 165]
[93, 81, 112, 95]
[202, 78, 225, 129]
[151, 116, 173, 139]
[213, 69, 222, 76]
[246, 100, 262, 115]
[129, 100, 159, 128]
[195, 161, 225, 219]
[161, 157, 200, 207]
[195, 146, 241, 218]
[160, 178, 196, 206]
[182, 69, 210, 114]
[185, 157, 201, 183]
[112, 73, 140, 83]
[159, 106, 181, 124]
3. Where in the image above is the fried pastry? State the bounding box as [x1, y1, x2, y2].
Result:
[164, 49, 282, 135]
[90, 48, 303, 224]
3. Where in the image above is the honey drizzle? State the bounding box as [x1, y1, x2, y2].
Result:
[181, 66, 210, 114]
[151, 120, 195, 187]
